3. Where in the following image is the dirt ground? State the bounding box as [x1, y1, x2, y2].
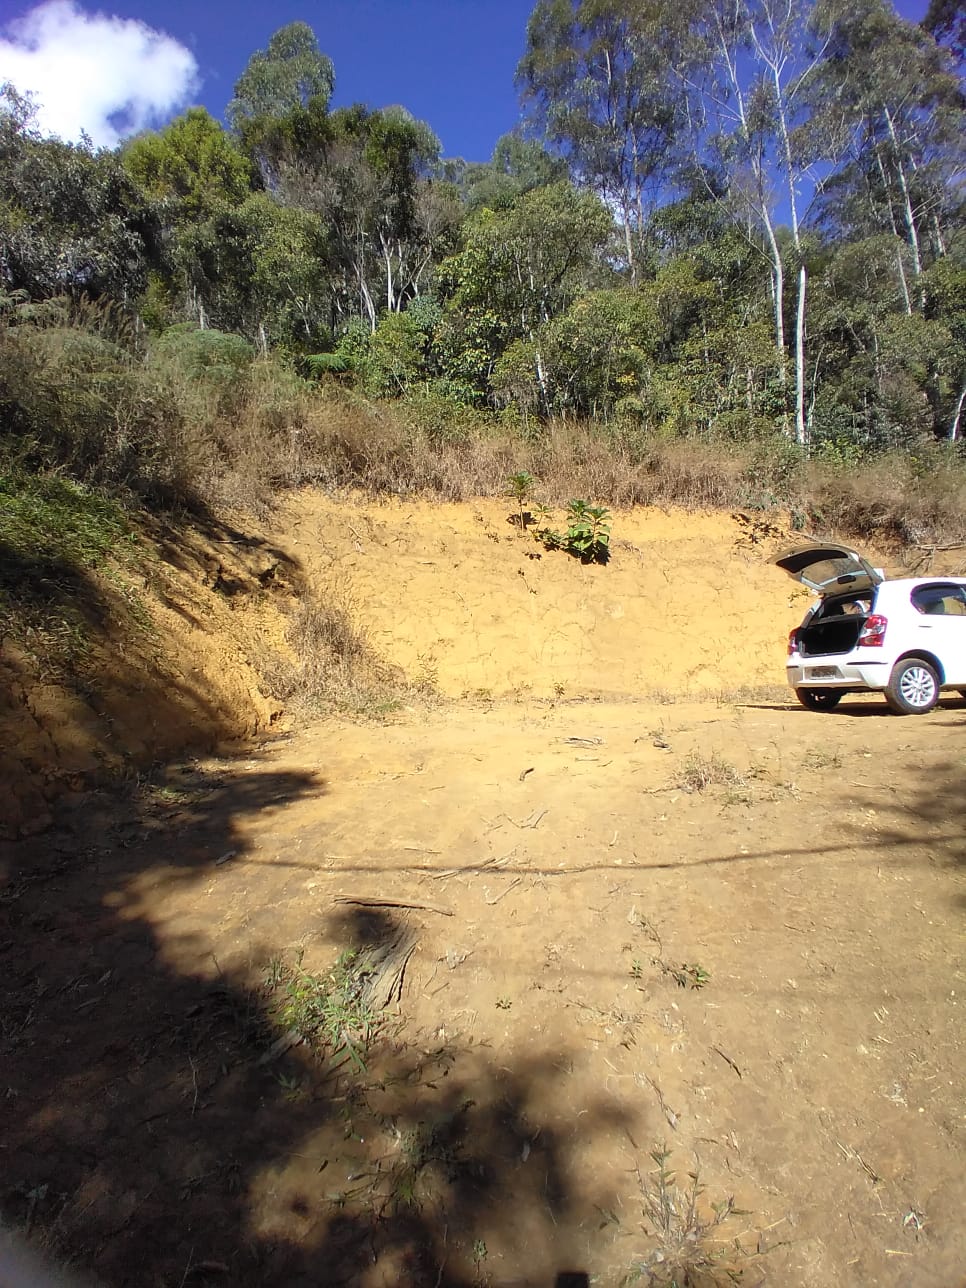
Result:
[2, 496, 964, 1288]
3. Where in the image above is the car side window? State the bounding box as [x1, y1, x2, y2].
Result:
[911, 584, 966, 616]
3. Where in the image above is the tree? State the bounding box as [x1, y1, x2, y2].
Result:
[227, 23, 334, 129]
[436, 181, 612, 404]
[923, 248, 966, 439]
[494, 287, 650, 420]
[0, 83, 159, 302]
[923, 0, 965, 67]
[123, 108, 252, 219]
[174, 194, 331, 349]
[517, 0, 681, 279]
[678, 0, 839, 447]
[456, 132, 568, 212]
[812, 0, 964, 303]
[269, 103, 443, 328]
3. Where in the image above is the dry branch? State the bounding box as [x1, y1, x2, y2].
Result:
[333, 895, 454, 916]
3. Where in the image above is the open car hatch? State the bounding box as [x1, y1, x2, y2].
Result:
[774, 542, 883, 595]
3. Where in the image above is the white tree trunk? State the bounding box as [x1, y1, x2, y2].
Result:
[950, 383, 965, 442]
[883, 107, 924, 293]
[795, 263, 807, 447]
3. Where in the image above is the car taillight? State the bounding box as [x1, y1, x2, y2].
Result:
[787, 629, 800, 656]
[857, 614, 887, 647]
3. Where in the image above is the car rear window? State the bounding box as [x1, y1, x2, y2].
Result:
[796, 556, 864, 585]
[911, 585, 966, 616]
[816, 592, 874, 619]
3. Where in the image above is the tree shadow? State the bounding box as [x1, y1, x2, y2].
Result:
[1, 503, 305, 841]
[0, 758, 634, 1287]
[861, 754, 965, 871]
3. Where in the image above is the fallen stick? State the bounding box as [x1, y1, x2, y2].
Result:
[484, 877, 522, 905]
[712, 1045, 742, 1078]
[333, 896, 454, 917]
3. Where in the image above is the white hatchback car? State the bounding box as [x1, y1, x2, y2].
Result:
[776, 542, 966, 714]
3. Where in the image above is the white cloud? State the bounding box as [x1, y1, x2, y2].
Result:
[0, 0, 198, 148]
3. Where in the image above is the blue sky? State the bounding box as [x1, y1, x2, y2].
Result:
[0, 0, 931, 158]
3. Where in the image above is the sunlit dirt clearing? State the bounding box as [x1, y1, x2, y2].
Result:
[3, 497, 964, 1287]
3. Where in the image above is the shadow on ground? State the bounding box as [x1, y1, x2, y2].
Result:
[0, 755, 631, 1287]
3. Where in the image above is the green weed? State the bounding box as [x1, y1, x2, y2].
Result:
[801, 745, 843, 771]
[532, 497, 611, 563]
[276, 949, 378, 1073]
[624, 1145, 751, 1287]
[670, 962, 711, 990]
[505, 471, 535, 532]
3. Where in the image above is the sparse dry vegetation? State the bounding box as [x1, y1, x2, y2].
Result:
[625, 1146, 753, 1288]
[676, 751, 745, 794]
[253, 587, 401, 718]
[4, 294, 966, 548]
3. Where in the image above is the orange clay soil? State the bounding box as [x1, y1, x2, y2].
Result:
[1, 492, 963, 1288]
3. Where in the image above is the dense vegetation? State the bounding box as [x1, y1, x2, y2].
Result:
[0, 0, 964, 532]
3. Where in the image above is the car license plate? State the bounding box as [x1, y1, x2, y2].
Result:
[810, 666, 837, 678]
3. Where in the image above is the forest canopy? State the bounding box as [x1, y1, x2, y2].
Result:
[1, 0, 964, 469]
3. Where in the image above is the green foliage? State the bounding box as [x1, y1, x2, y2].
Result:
[518, 0, 681, 275]
[149, 323, 254, 379]
[0, 95, 158, 302]
[437, 182, 611, 401]
[518, 289, 650, 421]
[276, 949, 377, 1072]
[146, 324, 255, 428]
[457, 131, 568, 212]
[532, 497, 611, 563]
[0, 295, 186, 499]
[304, 351, 349, 377]
[123, 108, 252, 219]
[227, 22, 335, 129]
[505, 470, 536, 529]
[3, 4, 965, 483]
[562, 499, 611, 562]
[173, 194, 330, 348]
[0, 467, 142, 671]
[366, 311, 427, 396]
[0, 469, 132, 582]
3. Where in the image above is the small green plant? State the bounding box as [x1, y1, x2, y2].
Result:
[277, 949, 377, 1072]
[673, 962, 711, 990]
[531, 498, 612, 563]
[630, 960, 644, 981]
[801, 745, 843, 771]
[505, 471, 536, 532]
[472, 1237, 489, 1282]
[624, 1145, 750, 1287]
[563, 499, 611, 562]
[275, 1070, 304, 1102]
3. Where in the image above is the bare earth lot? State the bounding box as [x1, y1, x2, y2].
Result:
[1, 499, 964, 1287]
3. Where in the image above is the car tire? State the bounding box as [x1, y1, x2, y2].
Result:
[885, 657, 940, 714]
[795, 688, 843, 712]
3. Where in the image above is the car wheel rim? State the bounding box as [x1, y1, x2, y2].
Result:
[900, 666, 936, 707]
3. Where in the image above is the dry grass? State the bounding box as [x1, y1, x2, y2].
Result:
[255, 587, 403, 719]
[806, 449, 966, 551]
[676, 751, 745, 793]
[4, 298, 965, 549]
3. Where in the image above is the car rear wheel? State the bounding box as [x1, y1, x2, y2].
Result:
[885, 658, 940, 714]
[795, 688, 843, 712]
